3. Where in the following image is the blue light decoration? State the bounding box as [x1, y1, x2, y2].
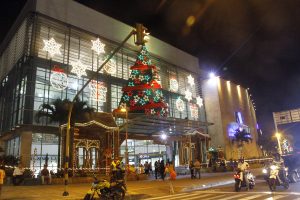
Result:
[228, 111, 251, 138]
[227, 122, 240, 137]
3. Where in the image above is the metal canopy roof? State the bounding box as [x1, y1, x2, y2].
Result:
[117, 113, 213, 137]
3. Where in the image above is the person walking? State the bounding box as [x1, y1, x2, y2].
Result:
[41, 165, 51, 185]
[160, 160, 165, 181]
[189, 161, 195, 179]
[194, 159, 201, 179]
[154, 160, 160, 179]
[13, 164, 24, 186]
[0, 165, 5, 197]
[149, 162, 153, 175]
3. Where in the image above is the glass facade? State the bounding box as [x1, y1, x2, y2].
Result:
[31, 133, 59, 174]
[0, 13, 208, 168]
[120, 139, 167, 167]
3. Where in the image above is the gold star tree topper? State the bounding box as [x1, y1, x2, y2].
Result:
[91, 38, 105, 55]
[42, 38, 62, 57]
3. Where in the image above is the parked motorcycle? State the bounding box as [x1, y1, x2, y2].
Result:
[268, 164, 289, 191]
[234, 169, 255, 192]
[83, 177, 126, 200]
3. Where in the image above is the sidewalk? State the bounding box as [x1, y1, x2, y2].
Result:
[1, 168, 263, 200]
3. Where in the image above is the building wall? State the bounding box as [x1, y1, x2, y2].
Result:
[202, 77, 224, 149]
[203, 77, 262, 159]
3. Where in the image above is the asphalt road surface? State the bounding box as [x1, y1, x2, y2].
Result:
[144, 179, 300, 200]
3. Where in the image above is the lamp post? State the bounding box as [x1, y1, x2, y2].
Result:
[275, 132, 282, 155]
[62, 30, 135, 196]
[62, 23, 149, 196]
[120, 106, 128, 183]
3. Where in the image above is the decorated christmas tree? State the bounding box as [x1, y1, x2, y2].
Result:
[117, 45, 168, 117]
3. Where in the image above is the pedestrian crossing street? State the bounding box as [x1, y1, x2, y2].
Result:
[144, 191, 300, 200]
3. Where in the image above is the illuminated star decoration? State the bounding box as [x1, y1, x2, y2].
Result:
[70, 60, 88, 78]
[187, 74, 195, 86]
[91, 38, 105, 55]
[184, 90, 193, 102]
[196, 96, 203, 107]
[42, 37, 61, 57]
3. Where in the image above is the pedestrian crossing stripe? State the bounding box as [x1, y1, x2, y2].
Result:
[144, 191, 300, 200]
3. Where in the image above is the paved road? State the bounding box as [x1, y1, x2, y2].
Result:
[3, 169, 299, 200]
[143, 180, 300, 200]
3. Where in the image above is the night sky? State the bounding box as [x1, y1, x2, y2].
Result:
[1, 0, 300, 145]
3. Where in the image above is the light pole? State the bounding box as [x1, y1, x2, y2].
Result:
[275, 132, 282, 155]
[62, 30, 135, 196]
[62, 23, 149, 196]
[120, 106, 128, 183]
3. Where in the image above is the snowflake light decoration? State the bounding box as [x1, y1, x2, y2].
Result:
[187, 74, 195, 86]
[176, 97, 185, 112]
[42, 38, 61, 57]
[169, 78, 179, 92]
[91, 38, 105, 55]
[184, 90, 193, 102]
[71, 60, 88, 78]
[196, 96, 203, 107]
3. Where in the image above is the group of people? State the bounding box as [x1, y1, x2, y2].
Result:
[189, 159, 202, 179]
[154, 160, 176, 180]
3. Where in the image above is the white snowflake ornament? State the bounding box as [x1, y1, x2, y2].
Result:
[71, 60, 88, 78]
[184, 90, 193, 102]
[196, 96, 203, 107]
[91, 38, 105, 55]
[187, 74, 195, 86]
[42, 38, 61, 57]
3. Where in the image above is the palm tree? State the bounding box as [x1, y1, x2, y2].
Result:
[35, 97, 95, 168]
[232, 128, 252, 159]
[35, 97, 94, 125]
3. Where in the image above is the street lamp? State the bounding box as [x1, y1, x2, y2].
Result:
[120, 106, 128, 183]
[275, 132, 282, 155]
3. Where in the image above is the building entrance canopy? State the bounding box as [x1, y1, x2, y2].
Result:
[60, 112, 118, 139]
[116, 113, 213, 139]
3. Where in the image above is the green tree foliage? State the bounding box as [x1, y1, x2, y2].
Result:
[35, 97, 94, 125]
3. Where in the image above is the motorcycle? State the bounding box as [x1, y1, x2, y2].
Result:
[288, 168, 300, 183]
[234, 169, 255, 192]
[83, 177, 126, 200]
[268, 164, 289, 191]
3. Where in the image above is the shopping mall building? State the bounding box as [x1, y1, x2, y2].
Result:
[0, 0, 214, 172]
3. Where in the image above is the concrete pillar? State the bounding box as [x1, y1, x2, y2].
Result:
[20, 131, 32, 168]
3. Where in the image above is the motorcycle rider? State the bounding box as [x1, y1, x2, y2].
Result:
[111, 159, 125, 182]
[272, 153, 285, 184]
[237, 157, 250, 190]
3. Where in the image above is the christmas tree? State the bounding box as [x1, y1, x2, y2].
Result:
[118, 45, 168, 117]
